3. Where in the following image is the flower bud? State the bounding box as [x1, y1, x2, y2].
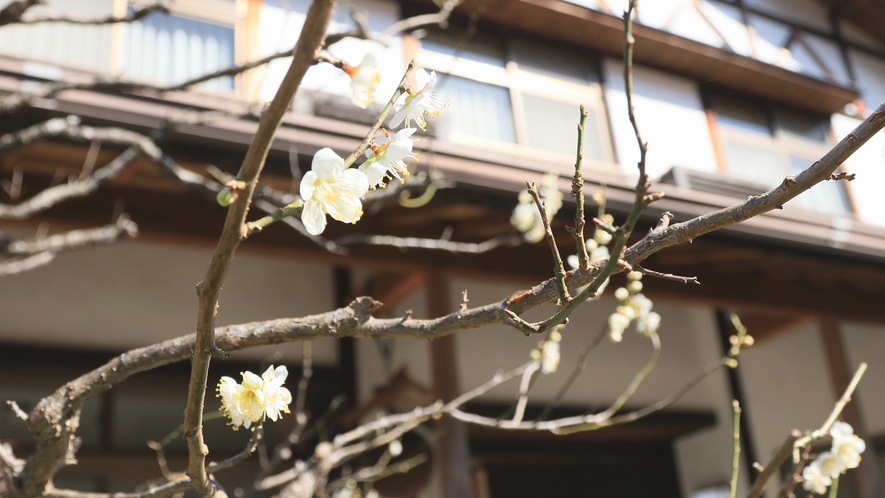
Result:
[627, 280, 643, 294]
[216, 187, 237, 207]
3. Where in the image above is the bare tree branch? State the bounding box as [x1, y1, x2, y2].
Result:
[0, 146, 140, 219]
[14, 2, 168, 26]
[2, 215, 137, 256]
[182, 0, 338, 494]
[0, 250, 54, 276]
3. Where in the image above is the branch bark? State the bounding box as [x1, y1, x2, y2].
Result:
[183, 0, 337, 495]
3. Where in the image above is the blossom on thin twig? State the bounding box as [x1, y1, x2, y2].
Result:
[218, 371, 265, 429]
[261, 365, 292, 422]
[217, 365, 292, 429]
[301, 148, 370, 235]
[831, 421, 866, 470]
[802, 460, 832, 495]
[360, 128, 418, 187]
[345, 53, 382, 109]
[511, 172, 563, 243]
[390, 68, 449, 130]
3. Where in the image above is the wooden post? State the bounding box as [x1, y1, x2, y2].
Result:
[427, 269, 473, 498]
[819, 317, 882, 498]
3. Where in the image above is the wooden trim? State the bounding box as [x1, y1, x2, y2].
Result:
[818, 318, 883, 498]
[428, 270, 474, 498]
[432, 0, 859, 114]
[705, 108, 728, 174]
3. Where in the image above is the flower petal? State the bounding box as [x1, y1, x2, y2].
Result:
[302, 199, 327, 235]
[311, 148, 345, 179]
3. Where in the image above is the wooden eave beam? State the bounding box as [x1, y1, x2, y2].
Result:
[444, 0, 858, 114]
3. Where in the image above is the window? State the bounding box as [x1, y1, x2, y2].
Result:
[417, 28, 614, 168]
[119, 1, 238, 92]
[709, 94, 852, 215]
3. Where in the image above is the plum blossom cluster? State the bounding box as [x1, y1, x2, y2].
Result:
[606, 271, 661, 342]
[217, 365, 292, 429]
[530, 328, 563, 374]
[299, 63, 449, 235]
[802, 421, 866, 495]
[511, 172, 564, 243]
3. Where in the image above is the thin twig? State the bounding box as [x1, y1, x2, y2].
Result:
[537, 324, 608, 421]
[635, 266, 700, 285]
[746, 430, 801, 498]
[729, 400, 741, 498]
[182, 1, 338, 495]
[570, 105, 591, 271]
[16, 2, 168, 25]
[527, 181, 571, 305]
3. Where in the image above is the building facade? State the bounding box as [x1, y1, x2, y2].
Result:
[1, 0, 885, 497]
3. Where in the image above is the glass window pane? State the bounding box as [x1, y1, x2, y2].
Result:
[437, 75, 516, 143]
[523, 95, 604, 161]
[121, 10, 235, 90]
[723, 141, 784, 187]
[715, 101, 772, 136]
[789, 156, 851, 214]
[420, 30, 506, 67]
[775, 109, 830, 143]
[511, 39, 599, 84]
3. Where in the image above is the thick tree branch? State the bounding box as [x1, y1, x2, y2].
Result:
[183, 0, 337, 495]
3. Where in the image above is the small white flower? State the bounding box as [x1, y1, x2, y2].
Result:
[261, 365, 292, 422]
[217, 371, 265, 429]
[300, 148, 370, 235]
[831, 421, 865, 470]
[360, 128, 418, 187]
[594, 229, 612, 246]
[390, 69, 449, 130]
[608, 312, 631, 342]
[388, 439, 403, 457]
[589, 245, 609, 264]
[638, 311, 661, 335]
[511, 173, 563, 243]
[802, 460, 832, 495]
[345, 53, 382, 108]
[540, 339, 561, 374]
[614, 287, 629, 301]
[816, 451, 845, 479]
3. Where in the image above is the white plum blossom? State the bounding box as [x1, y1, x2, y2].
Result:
[802, 460, 832, 495]
[540, 330, 562, 374]
[816, 451, 845, 479]
[360, 128, 418, 187]
[608, 312, 630, 342]
[218, 365, 292, 429]
[218, 370, 265, 429]
[345, 53, 382, 108]
[390, 69, 449, 130]
[831, 421, 865, 470]
[261, 365, 292, 422]
[511, 173, 563, 243]
[300, 148, 370, 235]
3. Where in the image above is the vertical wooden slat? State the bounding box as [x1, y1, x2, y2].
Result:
[427, 269, 473, 498]
[818, 317, 882, 498]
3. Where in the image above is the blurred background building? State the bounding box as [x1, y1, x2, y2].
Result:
[1, 0, 884, 496]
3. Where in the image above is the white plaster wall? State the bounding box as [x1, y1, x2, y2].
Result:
[737, 321, 837, 498]
[602, 58, 719, 180]
[0, 233, 339, 365]
[258, 0, 403, 106]
[831, 113, 885, 227]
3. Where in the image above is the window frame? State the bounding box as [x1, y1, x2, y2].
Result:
[415, 28, 617, 170]
[706, 92, 858, 216]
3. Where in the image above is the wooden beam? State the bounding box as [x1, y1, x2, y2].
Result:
[428, 269, 473, 498]
[373, 270, 427, 314]
[736, 311, 812, 344]
[818, 318, 882, 498]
